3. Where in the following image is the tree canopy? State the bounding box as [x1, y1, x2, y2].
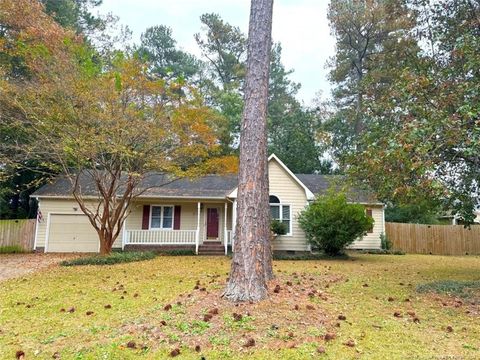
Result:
[325, 0, 480, 223]
[0, 0, 234, 252]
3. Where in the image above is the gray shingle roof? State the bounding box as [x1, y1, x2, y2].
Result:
[33, 172, 380, 204]
[296, 174, 380, 204]
[32, 172, 238, 199]
[139, 173, 238, 198]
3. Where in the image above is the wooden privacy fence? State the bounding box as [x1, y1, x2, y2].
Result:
[0, 219, 36, 251]
[386, 222, 480, 255]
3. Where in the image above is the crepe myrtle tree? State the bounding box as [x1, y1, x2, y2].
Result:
[298, 191, 373, 256]
[40, 57, 231, 255]
[0, 1, 233, 254]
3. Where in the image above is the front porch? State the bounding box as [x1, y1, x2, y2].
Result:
[122, 200, 235, 255]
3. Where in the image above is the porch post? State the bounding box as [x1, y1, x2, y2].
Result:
[224, 202, 228, 255]
[195, 202, 201, 254]
[122, 217, 127, 251]
[232, 199, 237, 251]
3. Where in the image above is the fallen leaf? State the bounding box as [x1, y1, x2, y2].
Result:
[244, 338, 255, 347]
[170, 348, 180, 357]
[344, 339, 355, 347]
[324, 332, 336, 341]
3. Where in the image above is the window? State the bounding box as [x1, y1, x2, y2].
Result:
[150, 206, 174, 229]
[269, 195, 280, 203]
[269, 195, 291, 235]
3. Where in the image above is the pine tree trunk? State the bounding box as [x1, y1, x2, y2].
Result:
[223, 0, 274, 302]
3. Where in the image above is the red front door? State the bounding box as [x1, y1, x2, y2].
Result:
[206, 208, 219, 238]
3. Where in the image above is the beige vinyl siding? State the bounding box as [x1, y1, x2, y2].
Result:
[37, 198, 234, 252]
[269, 159, 309, 252]
[348, 205, 384, 249]
[127, 201, 198, 231]
[36, 199, 123, 251]
[128, 200, 233, 244]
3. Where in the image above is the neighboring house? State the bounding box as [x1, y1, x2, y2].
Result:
[438, 205, 480, 225]
[31, 154, 385, 254]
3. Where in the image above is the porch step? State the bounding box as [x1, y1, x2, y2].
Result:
[198, 242, 226, 256]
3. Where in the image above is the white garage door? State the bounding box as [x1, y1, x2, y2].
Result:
[47, 214, 99, 253]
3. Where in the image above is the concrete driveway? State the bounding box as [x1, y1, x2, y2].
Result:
[0, 253, 79, 282]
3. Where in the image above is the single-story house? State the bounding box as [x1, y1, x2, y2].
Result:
[31, 154, 385, 254]
[439, 207, 480, 225]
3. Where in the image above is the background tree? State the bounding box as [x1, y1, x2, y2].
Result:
[344, 0, 480, 223]
[385, 201, 441, 225]
[195, 15, 323, 170]
[195, 13, 246, 151]
[268, 44, 322, 173]
[137, 25, 201, 82]
[195, 13, 247, 90]
[0, 0, 109, 219]
[1, 1, 231, 253]
[223, 0, 274, 302]
[41, 0, 105, 35]
[325, 0, 418, 160]
[0, 0, 83, 219]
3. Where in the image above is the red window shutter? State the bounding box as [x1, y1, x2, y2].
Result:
[366, 209, 373, 233]
[142, 205, 150, 230]
[174, 205, 181, 230]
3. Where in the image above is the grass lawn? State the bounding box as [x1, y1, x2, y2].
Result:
[0, 254, 479, 359]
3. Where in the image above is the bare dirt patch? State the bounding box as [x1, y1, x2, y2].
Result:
[0, 253, 80, 282]
[120, 271, 344, 354]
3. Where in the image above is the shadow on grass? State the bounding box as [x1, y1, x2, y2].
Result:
[417, 280, 480, 300]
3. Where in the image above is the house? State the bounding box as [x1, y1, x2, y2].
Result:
[31, 154, 385, 254]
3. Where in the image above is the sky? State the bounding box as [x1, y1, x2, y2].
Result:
[97, 0, 335, 105]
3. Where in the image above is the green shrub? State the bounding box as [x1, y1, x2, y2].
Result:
[273, 252, 349, 260]
[270, 219, 288, 236]
[380, 232, 392, 250]
[359, 249, 405, 255]
[159, 249, 196, 256]
[298, 192, 374, 256]
[60, 251, 157, 266]
[0, 245, 25, 254]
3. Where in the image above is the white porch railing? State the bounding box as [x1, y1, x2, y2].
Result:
[126, 230, 196, 245]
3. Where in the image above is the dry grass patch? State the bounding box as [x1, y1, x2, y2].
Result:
[0, 254, 479, 359]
